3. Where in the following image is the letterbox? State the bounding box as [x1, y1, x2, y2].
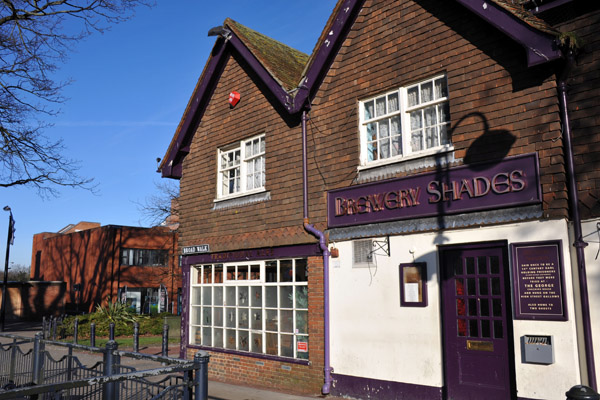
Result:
[522, 335, 554, 365]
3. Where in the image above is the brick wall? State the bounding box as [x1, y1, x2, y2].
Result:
[308, 0, 568, 222]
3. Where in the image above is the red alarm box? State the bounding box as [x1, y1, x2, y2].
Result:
[228, 91, 240, 107]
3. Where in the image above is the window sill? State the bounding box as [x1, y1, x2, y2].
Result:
[212, 190, 270, 211]
[357, 146, 455, 183]
[186, 344, 310, 366]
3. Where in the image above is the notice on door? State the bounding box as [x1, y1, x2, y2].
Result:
[511, 241, 567, 321]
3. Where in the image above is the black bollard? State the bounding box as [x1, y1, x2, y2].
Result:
[566, 385, 600, 400]
[162, 318, 169, 357]
[133, 322, 139, 353]
[74, 318, 79, 344]
[90, 323, 96, 347]
[109, 322, 115, 341]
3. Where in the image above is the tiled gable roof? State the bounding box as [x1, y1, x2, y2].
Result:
[226, 19, 309, 91]
[490, 0, 560, 35]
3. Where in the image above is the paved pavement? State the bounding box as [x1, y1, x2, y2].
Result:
[1, 321, 340, 400]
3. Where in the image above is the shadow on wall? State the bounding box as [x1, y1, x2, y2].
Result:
[0, 281, 66, 321]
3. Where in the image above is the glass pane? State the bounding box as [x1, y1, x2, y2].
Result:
[214, 287, 223, 305]
[203, 307, 212, 325]
[266, 309, 278, 331]
[410, 110, 422, 130]
[457, 298, 466, 316]
[226, 329, 236, 349]
[265, 286, 277, 308]
[281, 310, 293, 333]
[455, 278, 465, 295]
[466, 258, 475, 275]
[364, 100, 374, 120]
[492, 299, 502, 317]
[295, 259, 308, 282]
[245, 141, 252, 158]
[411, 130, 422, 152]
[469, 319, 478, 337]
[467, 278, 476, 295]
[280, 286, 293, 308]
[238, 308, 249, 329]
[379, 120, 389, 138]
[203, 327, 211, 346]
[481, 320, 491, 338]
[491, 277, 501, 295]
[250, 265, 260, 280]
[296, 311, 308, 334]
[439, 123, 450, 146]
[192, 306, 201, 325]
[296, 286, 308, 309]
[454, 259, 463, 275]
[251, 286, 262, 307]
[214, 328, 223, 348]
[380, 138, 390, 159]
[407, 86, 419, 107]
[391, 132, 402, 157]
[468, 299, 477, 316]
[192, 327, 201, 345]
[251, 333, 263, 353]
[266, 333, 278, 355]
[260, 137, 265, 153]
[438, 102, 450, 123]
[202, 287, 212, 305]
[227, 266, 235, 281]
[368, 139, 378, 161]
[458, 319, 467, 337]
[421, 81, 433, 103]
[479, 278, 489, 295]
[192, 288, 201, 305]
[280, 260, 293, 282]
[478, 257, 487, 274]
[281, 334, 294, 358]
[480, 298, 490, 317]
[239, 330, 249, 351]
[266, 261, 277, 282]
[238, 286, 249, 306]
[494, 320, 503, 339]
[388, 93, 399, 112]
[226, 308, 236, 328]
[366, 122, 377, 141]
[251, 309, 262, 330]
[490, 256, 500, 274]
[226, 287, 235, 306]
[214, 307, 223, 327]
[435, 77, 448, 99]
[296, 336, 309, 360]
[425, 127, 437, 149]
[376, 97, 386, 117]
[203, 266, 212, 283]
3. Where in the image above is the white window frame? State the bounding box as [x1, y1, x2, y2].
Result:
[189, 259, 309, 360]
[358, 75, 452, 168]
[216, 134, 266, 200]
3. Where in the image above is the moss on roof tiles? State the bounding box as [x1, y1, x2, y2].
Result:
[225, 18, 309, 91]
[489, 0, 560, 36]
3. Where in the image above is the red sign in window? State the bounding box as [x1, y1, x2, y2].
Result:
[297, 342, 308, 352]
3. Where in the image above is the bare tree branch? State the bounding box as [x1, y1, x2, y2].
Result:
[0, 0, 154, 196]
[135, 180, 179, 227]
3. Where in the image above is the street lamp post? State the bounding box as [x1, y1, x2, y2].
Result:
[1, 206, 14, 332]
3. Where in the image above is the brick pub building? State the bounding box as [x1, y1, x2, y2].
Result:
[161, 0, 600, 398]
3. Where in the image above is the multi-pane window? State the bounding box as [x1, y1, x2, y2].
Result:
[217, 134, 265, 199]
[120, 248, 168, 267]
[190, 259, 309, 360]
[359, 75, 451, 165]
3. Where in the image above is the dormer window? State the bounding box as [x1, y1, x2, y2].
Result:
[217, 134, 265, 199]
[359, 75, 451, 167]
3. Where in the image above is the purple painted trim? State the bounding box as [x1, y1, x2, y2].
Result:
[331, 373, 442, 400]
[328, 153, 541, 228]
[180, 263, 190, 359]
[186, 344, 310, 366]
[455, 0, 561, 67]
[510, 240, 568, 321]
[182, 243, 321, 264]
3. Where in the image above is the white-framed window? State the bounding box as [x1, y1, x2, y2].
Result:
[217, 134, 265, 199]
[359, 75, 451, 166]
[190, 258, 309, 360]
[120, 248, 168, 267]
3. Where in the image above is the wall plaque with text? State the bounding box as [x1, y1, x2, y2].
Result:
[511, 241, 567, 321]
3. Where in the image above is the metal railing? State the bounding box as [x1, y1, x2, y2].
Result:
[0, 332, 208, 399]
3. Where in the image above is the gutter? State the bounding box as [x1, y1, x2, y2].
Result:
[557, 49, 597, 391]
[301, 110, 333, 394]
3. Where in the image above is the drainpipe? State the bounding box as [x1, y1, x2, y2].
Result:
[301, 109, 333, 394]
[557, 49, 597, 390]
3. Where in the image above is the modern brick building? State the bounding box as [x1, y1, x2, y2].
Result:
[31, 222, 180, 314]
[160, 0, 599, 398]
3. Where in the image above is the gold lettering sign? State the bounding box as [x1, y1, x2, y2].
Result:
[466, 340, 494, 352]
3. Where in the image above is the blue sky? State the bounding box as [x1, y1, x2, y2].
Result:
[1, 1, 336, 268]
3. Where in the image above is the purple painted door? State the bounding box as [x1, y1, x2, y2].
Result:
[440, 242, 515, 400]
